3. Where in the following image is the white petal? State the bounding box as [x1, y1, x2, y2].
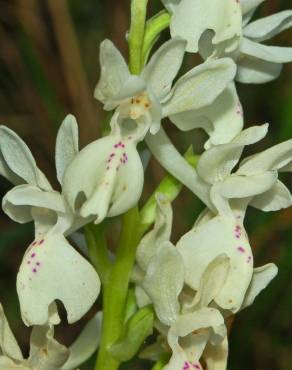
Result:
[238, 138, 292, 175]
[240, 0, 265, 16]
[2, 185, 66, 225]
[55, 115, 79, 185]
[62, 312, 102, 370]
[163, 58, 236, 117]
[169, 0, 242, 53]
[63, 135, 144, 224]
[244, 10, 292, 42]
[17, 234, 100, 325]
[197, 124, 268, 184]
[241, 263, 278, 310]
[185, 254, 230, 311]
[142, 38, 186, 100]
[240, 37, 292, 63]
[203, 337, 228, 370]
[213, 172, 278, 201]
[135, 285, 152, 308]
[0, 126, 51, 190]
[145, 128, 213, 210]
[142, 242, 184, 326]
[94, 39, 130, 104]
[250, 180, 292, 211]
[236, 55, 282, 83]
[28, 326, 69, 370]
[177, 216, 254, 312]
[161, 0, 180, 13]
[0, 304, 23, 361]
[136, 193, 173, 271]
[170, 83, 244, 149]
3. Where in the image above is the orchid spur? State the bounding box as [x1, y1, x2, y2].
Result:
[0, 116, 100, 326]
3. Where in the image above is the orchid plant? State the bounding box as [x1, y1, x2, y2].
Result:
[0, 0, 291, 369]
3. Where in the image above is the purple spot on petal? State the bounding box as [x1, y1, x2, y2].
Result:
[39, 239, 44, 245]
[27, 261, 31, 265]
[237, 246, 245, 253]
[33, 268, 37, 273]
[36, 262, 40, 266]
[31, 253, 36, 258]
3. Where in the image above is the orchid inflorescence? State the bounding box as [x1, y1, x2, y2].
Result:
[0, 1, 292, 369]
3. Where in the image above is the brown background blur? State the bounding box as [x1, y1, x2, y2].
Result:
[0, 0, 291, 369]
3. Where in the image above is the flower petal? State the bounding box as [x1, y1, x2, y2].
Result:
[250, 180, 292, 211]
[236, 55, 282, 83]
[161, 0, 180, 13]
[184, 254, 230, 312]
[62, 312, 102, 370]
[0, 126, 51, 190]
[238, 138, 292, 174]
[17, 234, 100, 325]
[241, 263, 278, 310]
[162, 58, 236, 117]
[169, 0, 242, 53]
[142, 242, 184, 326]
[0, 304, 23, 361]
[244, 10, 292, 42]
[55, 115, 79, 185]
[136, 193, 173, 271]
[94, 39, 130, 104]
[169, 83, 244, 149]
[177, 216, 254, 312]
[2, 185, 66, 225]
[196, 124, 268, 184]
[28, 326, 69, 370]
[145, 128, 213, 210]
[142, 38, 186, 100]
[240, 0, 265, 16]
[63, 135, 144, 223]
[240, 37, 292, 63]
[203, 337, 228, 370]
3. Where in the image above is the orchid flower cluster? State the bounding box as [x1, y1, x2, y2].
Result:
[0, 0, 292, 369]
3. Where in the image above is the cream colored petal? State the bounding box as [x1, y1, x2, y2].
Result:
[170, 0, 242, 53]
[163, 58, 236, 117]
[241, 263, 278, 310]
[169, 83, 244, 149]
[55, 115, 79, 185]
[17, 234, 100, 326]
[177, 216, 254, 312]
[142, 38, 186, 100]
[0, 304, 23, 361]
[63, 135, 144, 224]
[0, 126, 51, 190]
[94, 39, 130, 104]
[244, 10, 292, 42]
[142, 242, 184, 326]
[250, 180, 292, 211]
[203, 337, 228, 370]
[236, 55, 282, 83]
[28, 326, 69, 370]
[62, 312, 102, 370]
[136, 193, 173, 271]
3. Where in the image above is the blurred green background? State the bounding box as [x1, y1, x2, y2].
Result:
[0, 0, 291, 369]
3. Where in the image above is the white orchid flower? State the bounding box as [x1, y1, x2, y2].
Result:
[199, 0, 292, 83]
[0, 303, 102, 370]
[0, 116, 100, 326]
[177, 124, 291, 313]
[162, 0, 242, 54]
[95, 37, 237, 135]
[134, 196, 228, 370]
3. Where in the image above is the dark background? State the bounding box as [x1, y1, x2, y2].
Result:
[0, 0, 291, 369]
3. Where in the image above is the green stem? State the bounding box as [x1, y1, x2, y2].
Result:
[95, 208, 142, 370]
[128, 0, 149, 74]
[85, 223, 111, 284]
[141, 10, 171, 66]
[151, 354, 170, 370]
